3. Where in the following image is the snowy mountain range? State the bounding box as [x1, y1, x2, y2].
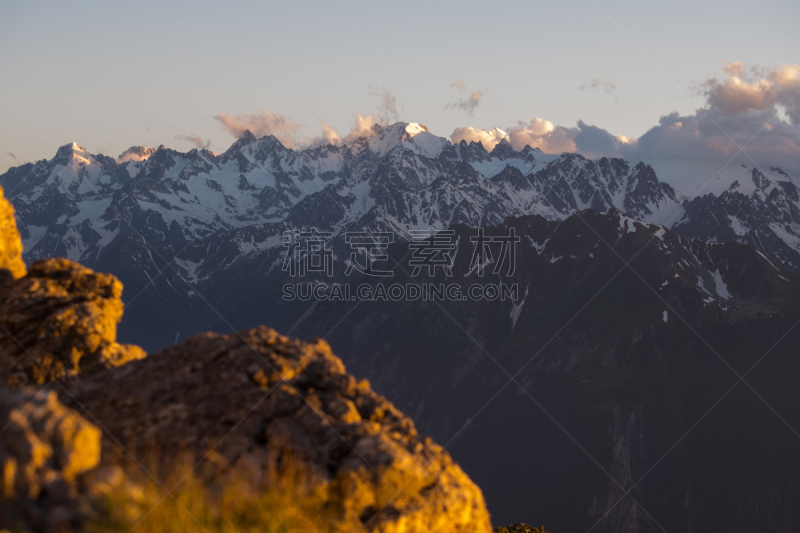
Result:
[3, 122, 799, 274]
[2, 120, 800, 348]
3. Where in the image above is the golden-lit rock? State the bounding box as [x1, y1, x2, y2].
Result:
[0, 185, 26, 278]
[68, 326, 493, 532]
[0, 258, 146, 387]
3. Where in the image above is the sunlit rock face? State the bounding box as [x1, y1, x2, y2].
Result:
[67, 326, 494, 533]
[0, 185, 26, 278]
[0, 257, 146, 387]
[0, 185, 144, 387]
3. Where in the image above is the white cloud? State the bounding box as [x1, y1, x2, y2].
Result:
[308, 115, 385, 147]
[620, 63, 800, 179]
[211, 64, 800, 185]
[450, 127, 508, 150]
[451, 118, 579, 154]
[507, 118, 578, 154]
[214, 110, 299, 148]
[700, 62, 800, 124]
[451, 63, 800, 182]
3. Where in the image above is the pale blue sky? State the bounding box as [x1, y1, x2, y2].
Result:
[1, 0, 798, 171]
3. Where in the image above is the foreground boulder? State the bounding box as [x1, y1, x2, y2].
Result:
[67, 326, 493, 532]
[0, 184, 143, 387]
[0, 258, 146, 387]
[0, 388, 102, 531]
[0, 184, 492, 531]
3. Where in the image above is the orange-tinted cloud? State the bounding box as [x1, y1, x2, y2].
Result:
[450, 126, 508, 150]
[701, 62, 800, 123]
[451, 118, 579, 153]
[309, 115, 385, 147]
[214, 109, 299, 148]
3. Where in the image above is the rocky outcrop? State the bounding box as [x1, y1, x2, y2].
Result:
[67, 326, 493, 532]
[0, 185, 26, 278]
[0, 183, 492, 532]
[0, 185, 144, 387]
[0, 258, 146, 387]
[0, 388, 102, 531]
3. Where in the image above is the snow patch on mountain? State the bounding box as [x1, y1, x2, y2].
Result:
[711, 269, 732, 300]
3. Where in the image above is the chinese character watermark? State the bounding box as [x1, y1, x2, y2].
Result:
[408, 228, 456, 277]
[282, 228, 334, 277]
[344, 229, 394, 277]
[280, 226, 520, 302]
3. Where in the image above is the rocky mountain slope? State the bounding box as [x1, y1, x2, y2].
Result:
[287, 208, 800, 532]
[674, 164, 800, 273]
[0, 186, 493, 532]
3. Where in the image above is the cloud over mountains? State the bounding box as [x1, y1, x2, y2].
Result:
[450, 63, 800, 181]
[211, 63, 800, 183]
[214, 110, 300, 148]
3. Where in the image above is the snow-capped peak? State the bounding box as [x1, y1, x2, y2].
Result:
[56, 142, 88, 156]
[53, 142, 94, 167]
[404, 123, 429, 137]
[366, 122, 447, 158]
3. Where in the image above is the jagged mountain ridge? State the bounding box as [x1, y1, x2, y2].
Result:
[3, 123, 681, 270]
[3, 122, 800, 352]
[4, 123, 799, 282]
[674, 165, 800, 274]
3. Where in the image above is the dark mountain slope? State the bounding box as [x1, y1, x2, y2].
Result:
[285, 209, 800, 532]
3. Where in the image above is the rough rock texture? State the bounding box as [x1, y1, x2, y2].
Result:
[0, 185, 26, 278]
[0, 258, 146, 387]
[0, 388, 101, 531]
[67, 327, 493, 532]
